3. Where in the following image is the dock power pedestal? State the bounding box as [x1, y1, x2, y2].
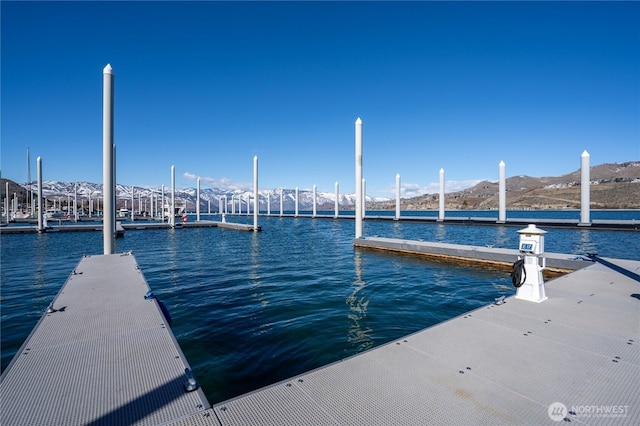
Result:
[513, 224, 548, 303]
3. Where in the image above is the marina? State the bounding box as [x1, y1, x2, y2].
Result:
[1, 53, 638, 424]
[1, 223, 638, 424]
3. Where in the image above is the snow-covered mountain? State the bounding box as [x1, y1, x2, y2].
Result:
[25, 181, 389, 212]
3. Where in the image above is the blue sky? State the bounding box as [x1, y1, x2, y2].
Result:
[2, 1, 638, 198]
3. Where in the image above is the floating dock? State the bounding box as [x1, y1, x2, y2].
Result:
[212, 257, 640, 425]
[354, 236, 592, 274]
[0, 220, 258, 234]
[2, 246, 638, 425]
[0, 253, 215, 425]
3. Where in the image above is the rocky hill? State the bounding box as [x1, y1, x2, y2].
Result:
[2, 161, 638, 212]
[369, 161, 640, 210]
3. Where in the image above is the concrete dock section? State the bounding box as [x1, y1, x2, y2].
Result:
[354, 236, 593, 273]
[0, 253, 216, 426]
[212, 258, 640, 425]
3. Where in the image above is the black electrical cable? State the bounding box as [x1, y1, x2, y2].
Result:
[511, 258, 526, 288]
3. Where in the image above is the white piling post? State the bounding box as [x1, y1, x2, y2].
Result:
[498, 161, 506, 223]
[580, 150, 591, 225]
[334, 182, 339, 218]
[395, 174, 401, 220]
[295, 187, 299, 217]
[267, 191, 271, 216]
[253, 155, 258, 231]
[438, 168, 445, 221]
[208, 199, 211, 215]
[74, 184, 78, 222]
[131, 186, 134, 222]
[171, 165, 175, 228]
[36, 157, 43, 231]
[355, 117, 363, 238]
[196, 177, 201, 221]
[312, 184, 317, 217]
[5, 181, 9, 223]
[161, 185, 165, 222]
[280, 189, 284, 217]
[102, 64, 114, 254]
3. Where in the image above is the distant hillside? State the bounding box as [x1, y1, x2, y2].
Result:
[370, 161, 640, 210]
[2, 161, 639, 212]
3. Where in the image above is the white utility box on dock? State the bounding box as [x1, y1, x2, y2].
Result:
[515, 224, 548, 303]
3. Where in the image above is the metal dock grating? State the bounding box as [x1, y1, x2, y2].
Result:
[213, 259, 640, 425]
[2, 251, 638, 425]
[0, 253, 216, 426]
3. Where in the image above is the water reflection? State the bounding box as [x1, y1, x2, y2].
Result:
[494, 226, 509, 248]
[572, 229, 597, 255]
[434, 223, 447, 242]
[346, 250, 373, 352]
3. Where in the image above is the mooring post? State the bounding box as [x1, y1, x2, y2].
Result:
[280, 189, 283, 217]
[334, 182, 339, 218]
[580, 150, 591, 226]
[102, 64, 114, 254]
[295, 187, 299, 217]
[37, 157, 43, 232]
[196, 177, 201, 221]
[395, 174, 401, 220]
[438, 168, 445, 222]
[253, 155, 258, 231]
[355, 117, 363, 238]
[499, 161, 506, 223]
[312, 184, 317, 218]
[171, 165, 175, 228]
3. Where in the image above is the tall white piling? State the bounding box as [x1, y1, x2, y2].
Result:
[37, 157, 43, 232]
[267, 191, 271, 216]
[498, 161, 506, 223]
[334, 182, 339, 218]
[280, 189, 283, 217]
[438, 168, 445, 221]
[355, 117, 363, 238]
[131, 186, 134, 222]
[253, 155, 258, 231]
[312, 184, 317, 217]
[208, 199, 211, 215]
[4, 181, 9, 222]
[295, 187, 299, 217]
[170, 165, 175, 228]
[74, 184, 78, 222]
[580, 150, 591, 225]
[196, 177, 201, 221]
[395, 174, 401, 220]
[102, 64, 114, 254]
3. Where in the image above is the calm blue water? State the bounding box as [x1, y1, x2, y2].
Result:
[1, 211, 638, 404]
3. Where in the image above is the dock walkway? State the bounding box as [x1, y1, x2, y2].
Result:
[354, 236, 593, 273]
[0, 253, 216, 425]
[2, 247, 638, 425]
[212, 257, 640, 425]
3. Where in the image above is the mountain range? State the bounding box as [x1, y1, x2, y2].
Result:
[1, 161, 638, 212]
